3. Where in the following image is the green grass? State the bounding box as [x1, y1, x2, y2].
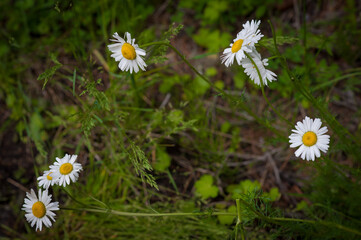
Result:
[1, 0, 361, 239]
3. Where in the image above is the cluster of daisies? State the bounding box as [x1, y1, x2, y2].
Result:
[107, 20, 330, 161]
[221, 20, 277, 86]
[22, 154, 82, 231]
[23, 18, 332, 233]
[108, 20, 275, 86]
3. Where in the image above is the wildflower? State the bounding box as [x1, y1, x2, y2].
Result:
[50, 154, 83, 187]
[221, 20, 263, 67]
[289, 116, 330, 161]
[22, 189, 59, 231]
[37, 170, 59, 190]
[241, 49, 277, 86]
[108, 32, 147, 73]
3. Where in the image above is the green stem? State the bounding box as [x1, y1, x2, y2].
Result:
[141, 42, 216, 88]
[235, 199, 245, 240]
[61, 198, 361, 236]
[130, 73, 140, 105]
[272, 217, 361, 236]
[244, 51, 293, 127]
[267, 55, 281, 60]
[140, 41, 288, 141]
[62, 188, 89, 208]
[62, 206, 237, 217]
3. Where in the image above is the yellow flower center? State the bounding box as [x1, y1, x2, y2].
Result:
[60, 163, 73, 175]
[302, 131, 317, 147]
[231, 39, 244, 53]
[46, 172, 53, 180]
[121, 43, 136, 60]
[32, 201, 46, 218]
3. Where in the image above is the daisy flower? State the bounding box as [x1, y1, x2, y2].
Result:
[289, 116, 330, 161]
[50, 154, 83, 187]
[22, 189, 59, 231]
[108, 32, 147, 73]
[241, 49, 277, 86]
[221, 20, 263, 67]
[37, 170, 59, 190]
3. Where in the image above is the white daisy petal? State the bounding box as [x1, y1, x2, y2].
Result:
[301, 148, 307, 160]
[30, 217, 36, 227]
[296, 121, 306, 133]
[37, 219, 41, 231]
[313, 145, 321, 158]
[311, 118, 322, 132]
[317, 126, 328, 135]
[22, 188, 59, 231]
[240, 48, 277, 86]
[289, 116, 330, 161]
[65, 176, 70, 185]
[309, 146, 315, 161]
[295, 144, 305, 157]
[290, 141, 302, 148]
[136, 48, 146, 56]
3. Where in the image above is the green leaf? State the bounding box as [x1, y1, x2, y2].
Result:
[148, 23, 184, 64]
[295, 200, 308, 211]
[128, 141, 158, 190]
[29, 112, 47, 156]
[38, 65, 62, 89]
[258, 36, 299, 51]
[154, 147, 171, 172]
[167, 109, 184, 125]
[193, 28, 232, 52]
[221, 121, 231, 133]
[194, 174, 219, 199]
[214, 80, 224, 90]
[255, 5, 267, 18]
[203, 1, 228, 24]
[188, 76, 210, 97]
[262, 187, 281, 201]
[37, 54, 62, 89]
[150, 110, 163, 128]
[217, 205, 236, 225]
[226, 179, 261, 198]
[29, 112, 44, 141]
[234, 72, 246, 89]
[205, 67, 217, 77]
[159, 75, 187, 93]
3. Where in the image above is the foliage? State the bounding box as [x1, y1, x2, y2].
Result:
[37, 54, 63, 90]
[1, 0, 361, 239]
[194, 174, 219, 199]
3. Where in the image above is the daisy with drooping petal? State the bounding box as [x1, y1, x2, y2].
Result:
[289, 116, 330, 161]
[50, 154, 83, 187]
[221, 20, 264, 67]
[241, 48, 277, 86]
[37, 170, 59, 189]
[22, 189, 59, 231]
[108, 32, 147, 73]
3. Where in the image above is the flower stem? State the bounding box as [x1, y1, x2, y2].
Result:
[62, 188, 89, 208]
[235, 199, 245, 240]
[62, 206, 237, 217]
[130, 73, 140, 105]
[244, 51, 293, 127]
